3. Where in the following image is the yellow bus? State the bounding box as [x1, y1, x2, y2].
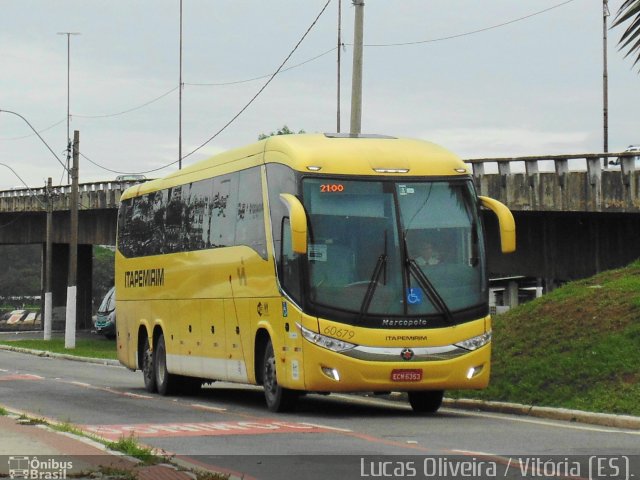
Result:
[115, 133, 515, 413]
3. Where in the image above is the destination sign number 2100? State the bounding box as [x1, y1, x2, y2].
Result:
[320, 184, 345, 193]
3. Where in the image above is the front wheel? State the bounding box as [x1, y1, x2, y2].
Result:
[142, 336, 157, 393]
[408, 390, 444, 414]
[154, 333, 178, 395]
[263, 339, 298, 412]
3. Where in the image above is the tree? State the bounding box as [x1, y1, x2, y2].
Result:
[258, 125, 305, 140]
[0, 245, 41, 302]
[92, 246, 115, 309]
[613, 0, 640, 71]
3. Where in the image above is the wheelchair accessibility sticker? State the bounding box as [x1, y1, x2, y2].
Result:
[406, 287, 423, 305]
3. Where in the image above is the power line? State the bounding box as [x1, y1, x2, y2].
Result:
[4, 0, 580, 180]
[362, 0, 579, 48]
[0, 162, 46, 207]
[185, 46, 338, 86]
[74, 86, 179, 119]
[0, 109, 67, 171]
[76, 0, 333, 173]
[181, 0, 333, 162]
[79, 151, 178, 175]
[2, 1, 573, 140]
[0, 118, 66, 141]
[77, 0, 570, 175]
[3, 0, 576, 146]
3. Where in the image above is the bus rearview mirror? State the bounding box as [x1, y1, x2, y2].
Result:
[279, 193, 308, 254]
[478, 196, 516, 254]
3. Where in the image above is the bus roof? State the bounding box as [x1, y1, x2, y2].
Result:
[121, 134, 469, 200]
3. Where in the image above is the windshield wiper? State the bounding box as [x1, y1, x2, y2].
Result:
[359, 231, 388, 320]
[359, 253, 387, 320]
[402, 232, 454, 324]
[407, 258, 454, 324]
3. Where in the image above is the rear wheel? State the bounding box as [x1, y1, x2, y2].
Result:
[408, 390, 444, 414]
[154, 333, 178, 395]
[263, 339, 298, 412]
[142, 336, 157, 393]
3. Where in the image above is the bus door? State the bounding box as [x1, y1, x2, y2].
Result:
[279, 300, 305, 389]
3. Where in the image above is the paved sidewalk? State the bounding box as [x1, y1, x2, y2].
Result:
[0, 412, 201, 479]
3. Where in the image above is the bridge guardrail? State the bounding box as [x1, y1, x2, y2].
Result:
[1, 152, 639, 214]
[0, 180, 148, 213]
[465, 152, 640, 212]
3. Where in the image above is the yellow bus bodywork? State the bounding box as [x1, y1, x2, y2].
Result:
[116, 134, 495, 395]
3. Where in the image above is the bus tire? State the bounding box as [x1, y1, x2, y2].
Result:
[154, 333, 178, 395]
[408, 390, 444, 414]
[263, 339, 297, 412]
[142, 336, 157, 393]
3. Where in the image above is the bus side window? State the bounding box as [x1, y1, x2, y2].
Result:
[280, 217, 302, 303]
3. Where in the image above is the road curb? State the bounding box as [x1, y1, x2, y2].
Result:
[0, 343, 121, 366]
[443, 398, 640, 430]
[2, 344, 639, 430]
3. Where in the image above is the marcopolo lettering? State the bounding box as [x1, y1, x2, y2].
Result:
[125, 268, 165, 288]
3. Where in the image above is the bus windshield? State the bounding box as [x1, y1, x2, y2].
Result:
[300, 178, 487, 326]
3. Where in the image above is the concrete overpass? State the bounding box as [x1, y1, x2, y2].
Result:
[1, 151, 640, 320]
[0, 180, 133, 328]
[466, 152, 640, 287]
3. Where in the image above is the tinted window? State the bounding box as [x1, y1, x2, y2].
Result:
[265, 163, 297, 266]
[117, 166, 267, 259]
[237, 168, 267, 258]
[210, 174, 237, 248]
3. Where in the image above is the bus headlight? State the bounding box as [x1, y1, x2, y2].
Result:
[298, 323, 356, 353]
[454, 331, 492, 351]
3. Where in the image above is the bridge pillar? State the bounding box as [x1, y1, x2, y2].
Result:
[44, 243, 93, 331]
[505, 281, 519, 308]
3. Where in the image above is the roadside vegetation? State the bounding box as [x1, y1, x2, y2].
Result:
[1, 409, 229, 480]
[106, 434, 157, 464]
[1, 261, 639, 417]
[0, 244, 114, 313]
[455, 259, 640, 416]
[0, 338, 117, 360]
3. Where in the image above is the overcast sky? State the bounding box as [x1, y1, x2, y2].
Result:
[1, 0, 638, 189]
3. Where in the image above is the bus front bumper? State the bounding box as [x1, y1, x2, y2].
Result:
[299, 341, 491, 393]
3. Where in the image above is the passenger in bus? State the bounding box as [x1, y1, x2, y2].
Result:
[415, 242, 440, 266]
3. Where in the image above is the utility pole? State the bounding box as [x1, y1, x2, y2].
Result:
[44, 177, 53, 341]
[337, 0, 342, 133]
[65, 130, 79, 349]
[179, 0, 183, 170]
[603, 0, 609, 156]
[350, 0, 365, 135]
[57, 32, 80, 183]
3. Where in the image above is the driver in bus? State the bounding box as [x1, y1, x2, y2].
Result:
[415, 242, 440, 266]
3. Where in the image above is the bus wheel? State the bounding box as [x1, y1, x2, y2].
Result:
[263, 339, 297, 412]
[142, 336, 157, 393]
[408, 390, 444, 414]
[154, 333, 177, 395]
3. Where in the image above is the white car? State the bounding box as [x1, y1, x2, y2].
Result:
[610, 145, 640, 168]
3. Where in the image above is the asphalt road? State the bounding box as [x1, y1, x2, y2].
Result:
[0, 348, 638, 479]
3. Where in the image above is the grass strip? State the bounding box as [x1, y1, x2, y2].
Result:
[0, 338, 117, 360]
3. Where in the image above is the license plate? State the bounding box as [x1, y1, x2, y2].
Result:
[391, 369, 423, 382]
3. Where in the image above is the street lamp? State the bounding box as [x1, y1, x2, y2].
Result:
[57, 32, 80, 183]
